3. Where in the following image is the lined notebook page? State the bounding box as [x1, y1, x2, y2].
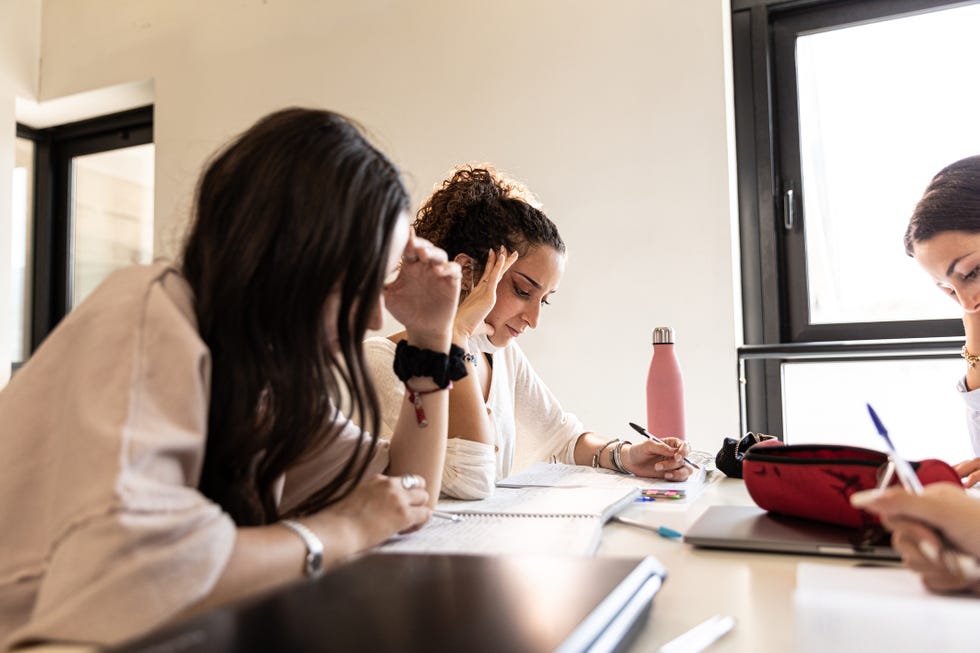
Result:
[497, 462, 708, 500]
[378, 485, 637, 556]
[380, 514, 603, 556]
[437, 485, 638, 521]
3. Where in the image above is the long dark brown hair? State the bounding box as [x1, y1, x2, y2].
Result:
[182, 108, 408, 526]
[905, 155, 980, 255]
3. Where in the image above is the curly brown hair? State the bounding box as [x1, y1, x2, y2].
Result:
[414, 165, 565, 282]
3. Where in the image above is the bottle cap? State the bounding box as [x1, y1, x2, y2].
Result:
[651, 326, 674, 344]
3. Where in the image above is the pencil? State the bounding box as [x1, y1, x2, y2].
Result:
[628, 422, 701, 469]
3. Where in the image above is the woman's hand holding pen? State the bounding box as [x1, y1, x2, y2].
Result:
[852, 483, 980, 595]
[623, 438, 693, 481]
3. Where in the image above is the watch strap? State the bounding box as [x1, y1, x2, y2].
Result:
[280, 519, 324, 579]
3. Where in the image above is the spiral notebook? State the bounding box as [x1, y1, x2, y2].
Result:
[497, 461, 710, 502]
[381, 485, 639, 555]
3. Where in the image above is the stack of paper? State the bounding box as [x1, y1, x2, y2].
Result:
[498, 462, 709, 502]
[794, 563, 980, 652]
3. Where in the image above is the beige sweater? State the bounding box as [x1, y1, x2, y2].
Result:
[0, 263, 387, 650]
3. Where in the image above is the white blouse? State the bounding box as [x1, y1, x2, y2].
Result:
[364, 336, 585, 499]
[956, 376, 980, 457]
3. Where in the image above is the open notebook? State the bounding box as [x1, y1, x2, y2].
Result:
[497, 461, 709, 502]
[381, 485, 638, 555]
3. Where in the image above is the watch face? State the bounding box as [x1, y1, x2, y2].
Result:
[307, 551, 324, 578]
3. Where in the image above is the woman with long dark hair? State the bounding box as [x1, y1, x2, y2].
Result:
[0, 108, 462, 649]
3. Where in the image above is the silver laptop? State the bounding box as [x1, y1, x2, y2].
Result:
[111, 553, 666, 653]
[684, 505, 900, 560]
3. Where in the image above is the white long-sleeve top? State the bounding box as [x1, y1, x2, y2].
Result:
[956, 377, 980, 456]
[363, 337, 585, 499]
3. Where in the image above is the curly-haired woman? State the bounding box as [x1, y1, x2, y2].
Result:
[364, 165, 693, 499]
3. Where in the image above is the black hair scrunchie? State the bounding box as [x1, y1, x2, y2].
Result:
[392, 340, 467, 389]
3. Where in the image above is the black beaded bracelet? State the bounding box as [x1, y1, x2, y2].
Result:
[393, 340, 468, 389]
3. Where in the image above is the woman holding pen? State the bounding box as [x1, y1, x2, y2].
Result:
[902, 154, 980, 486]
[0, 108, 462, 649]
[364, 165, 693, 500]
[851, 154, 980, 595]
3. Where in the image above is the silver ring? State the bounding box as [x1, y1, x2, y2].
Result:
[400, 474, 422, 490]
[402, 254, 420, 264]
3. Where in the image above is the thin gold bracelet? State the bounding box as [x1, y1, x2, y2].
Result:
[963, 345, 980, 369]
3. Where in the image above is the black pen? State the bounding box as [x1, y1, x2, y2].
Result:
[628, 422, 700, 469]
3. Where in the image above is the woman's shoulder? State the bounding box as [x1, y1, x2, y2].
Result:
[496, 340, 531, 368]
[364, 335, 399, 355]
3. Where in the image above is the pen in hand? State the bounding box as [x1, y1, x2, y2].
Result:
[628, 422, 701, 470]
[864, 403, 980, 582]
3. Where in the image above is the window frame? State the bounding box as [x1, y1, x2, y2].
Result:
[732, 0, 972, 435]
[17, 106, 153, 354]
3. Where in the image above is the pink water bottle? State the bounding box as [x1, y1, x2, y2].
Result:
[646, 326, 685, 440]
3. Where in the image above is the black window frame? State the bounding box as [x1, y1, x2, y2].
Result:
[16, 106, 153, 356]
[733, 0, 972, 436]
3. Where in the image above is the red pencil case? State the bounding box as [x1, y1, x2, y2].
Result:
[742, 444, 960, 528]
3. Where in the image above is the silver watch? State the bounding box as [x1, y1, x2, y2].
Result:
[280, 519, 324, 579]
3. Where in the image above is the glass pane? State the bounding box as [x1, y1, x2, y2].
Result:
[70, 143, 154, 308]
[782, 359, 973, 466]
[11, 137, 34, 362]
[797, 3, 980, 324]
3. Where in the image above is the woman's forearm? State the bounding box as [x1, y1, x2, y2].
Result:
[964, 313, 980, 391]
[386, 330, 452, 506]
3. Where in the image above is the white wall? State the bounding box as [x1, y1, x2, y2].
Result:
[0, 0, 41, 386]
[35, 0, 741, 451]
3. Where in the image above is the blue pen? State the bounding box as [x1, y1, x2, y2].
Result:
[865, 403, 923, 493]
[612, 515, 683, 539]
[865, 402, 980, 581]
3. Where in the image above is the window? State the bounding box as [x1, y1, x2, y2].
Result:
[21, 106, 153, 355]
[733, 0, 978, 455]
[70, 143, 155, 308]
[10, 135, 34, 365]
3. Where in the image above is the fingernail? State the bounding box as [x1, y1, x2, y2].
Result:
[654, 463, 663, 471]
[665, 472, 673, 480]
[849, 489, 879, 507]
[919, 540, 940, 564]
